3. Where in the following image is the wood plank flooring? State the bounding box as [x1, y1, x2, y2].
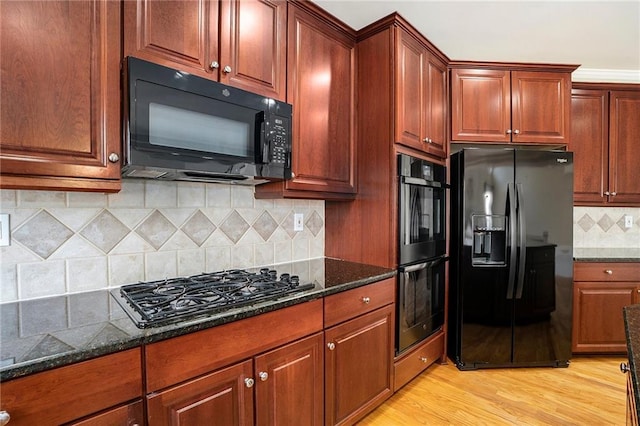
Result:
[358, 356, 627, 425]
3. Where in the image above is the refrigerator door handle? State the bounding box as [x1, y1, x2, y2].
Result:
[515, 183, 527, 299]
[506, 183, 517, 300]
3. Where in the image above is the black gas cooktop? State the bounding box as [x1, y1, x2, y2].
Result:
[111, 268, 315, 328]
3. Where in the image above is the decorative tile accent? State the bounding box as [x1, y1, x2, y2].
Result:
[577, 214, 596, 232]
[306, 211, 324, 237]
[253, 211, 278, 241]
[13, 211, 74, 259]
[135, 210, 177, 250]
[86, 323, 130, 347]
[219, 210, 250, 243]
[182, 210, 216, 246]
[617, 216, 631, 232]
[20, 335, 74, 362]
[281, 212, 297, 239]
[80, 210, 130, 254]
[597, 214, 615, 232]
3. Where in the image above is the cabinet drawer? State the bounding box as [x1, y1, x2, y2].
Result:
[146, 299, 323, 392]
[575, 263, 640, 282]
[393, 332, 444, 391]
[0, 349, 142, 426]
[324, 278, 395, 327]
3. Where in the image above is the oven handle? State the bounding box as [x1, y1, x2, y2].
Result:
[399, 256, 448, 274]
[401, 176, 446, 188]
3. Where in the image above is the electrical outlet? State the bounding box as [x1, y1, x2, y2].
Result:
[294, 213, 304, 232]
[0, 213, 10, 247]
[624, 215, 634, 229]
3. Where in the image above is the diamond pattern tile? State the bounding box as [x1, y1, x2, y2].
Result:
[253, 211, 278, 241]
[281, 212, 297, 239]
[220, 210, 250, 243]
[20, 335, 74, 362]
[577, 214, 596, 232]
[597, 214, 615, 232]
[182, 210, 216, 246]
[617, 216, 631, 232]
[80, 210, 130, 254]
[306, 211, 324, 237]
[135, 210, 177, 250]
[13, 211, 73, 259]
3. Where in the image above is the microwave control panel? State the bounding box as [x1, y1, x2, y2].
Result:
[269, 116, 290, 165]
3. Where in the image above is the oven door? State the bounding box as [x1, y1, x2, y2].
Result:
[397, 256, 446, 355]
[399, 176, 446, 265]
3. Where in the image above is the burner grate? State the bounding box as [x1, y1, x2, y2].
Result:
[114, 268, 314, 328]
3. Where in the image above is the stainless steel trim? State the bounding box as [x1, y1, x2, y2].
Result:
[506, 183, 517, 299]
[515, 183, 527, 299]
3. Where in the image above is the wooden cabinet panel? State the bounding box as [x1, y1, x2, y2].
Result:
[426, 56, 448, 158]
[325, 305, 394, 426]
[609, 90, 640, 204]
[0, 0, 121, 192]
[255, 333, 324, 426]
[393, 331, 444, 391]
[324, 278, 395, 327]
[147, 360, 254, 426]
[451, 67, 572, 145]
[574, 262, 640, 282]
[570, 89, 609, 204]
[0, 349, 142, 426]
[70, 400, 144, 426]
[124, 0, 286, 100]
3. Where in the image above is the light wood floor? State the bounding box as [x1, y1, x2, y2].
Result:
[358, 356, 627, 425]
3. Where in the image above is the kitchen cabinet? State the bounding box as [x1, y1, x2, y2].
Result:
[0, 349, 143, 425]
[124, 0, 286, 101]
[396, 28, 448, 158]
[573, 262, 640, 353]
[145, 300, 324, 425]
[571, 84, 640, 206]
[324, 278, 395, 425]
[0, 0, 121, 192]
[393, 331, 444, 391]
[450, 65, 576, 145]
[256, 1, 357, 200]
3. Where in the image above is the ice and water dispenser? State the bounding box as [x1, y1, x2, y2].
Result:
[471, 214, 507, 266]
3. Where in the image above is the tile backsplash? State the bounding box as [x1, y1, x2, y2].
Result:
[0, 181, 324, 303]
[574, 207, 640, 249]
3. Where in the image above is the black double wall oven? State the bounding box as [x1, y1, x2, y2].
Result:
[396, 154, 447, 355]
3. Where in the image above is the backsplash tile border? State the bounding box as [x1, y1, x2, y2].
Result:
[573, 206, 640, 250]
[0, 181, 325, 302]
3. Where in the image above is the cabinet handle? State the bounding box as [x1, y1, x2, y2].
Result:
[604, 269, 613, 275]
[108, 153, 119, 163]
[362, 297, 371, 304]
[513, 129, 520, 135]
[244, 377, 255, 388]
[223, 65, 232, 74]
[210, 61, 220, 70]
[327, 342, 335, 351]
[604, 191, 611, 196]
[419, 356, 428, 363]
[0, 411, 10, 425]
[422, 138, 433, 144]
[506, 129, 512, 134]
[610, 192, 617, 196]
[259, 371, 268, 381]
[621, 362, 630, 374]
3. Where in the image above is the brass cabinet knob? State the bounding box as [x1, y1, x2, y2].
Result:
[621, 362, 630, 374]
[419, 356, 428, 363]
[605, 269, 613, 275]
[506, 129, 512, 134]
[513, 129, 520, 135]
[0, 411, 10, 425]
[108, 153, 119, 163]
[223, 65, 232, 74]
[327, 342, 336, 351]
[244, 377, 255, 388]
[259, 371, 268, 381]
[210, 61, 220, 70]
[362, 297, 371, 304]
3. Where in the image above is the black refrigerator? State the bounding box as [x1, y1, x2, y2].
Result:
[448, 148, 573, 370]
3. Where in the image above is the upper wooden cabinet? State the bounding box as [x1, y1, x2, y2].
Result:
[395, 29, 447, 158]
[571, 84, 640, 206]
[124, 0, 287, 101]
[0, 0, 122, 192]
[255, 1, 357, 199]
[450, 65, 576, 145]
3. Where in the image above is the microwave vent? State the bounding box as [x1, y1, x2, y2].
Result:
[126, 169, 168, 179]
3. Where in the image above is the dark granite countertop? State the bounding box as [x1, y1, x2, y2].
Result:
[574, 248, 640, 262]
[0, 257, 395, 381]
[624, 305, 640, 413]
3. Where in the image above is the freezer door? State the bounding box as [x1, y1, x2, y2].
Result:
[512, 150, 573, 366]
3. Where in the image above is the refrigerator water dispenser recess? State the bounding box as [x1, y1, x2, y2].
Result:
[471, 214, 507, 266]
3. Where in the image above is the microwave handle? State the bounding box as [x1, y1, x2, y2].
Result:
[256, 112, 269, 164]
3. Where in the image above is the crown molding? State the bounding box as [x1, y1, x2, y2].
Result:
[572, 68, 640, 84]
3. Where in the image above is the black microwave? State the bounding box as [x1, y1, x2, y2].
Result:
[122, 57, 292, 185]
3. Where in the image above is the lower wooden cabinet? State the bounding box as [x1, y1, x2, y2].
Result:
[573, 262, 640, 353]
[0, 349, 143, 425]
[393, 331, 444, 391]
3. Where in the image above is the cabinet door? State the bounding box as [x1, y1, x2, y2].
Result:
[147, 360, 254, 426]
[570, 89, 609, 205]
[283, 4, 356, 195]
[254, 333, 324, 426]
[572, 282, 638, 353]
[0, 0, 121, 192]
[511, 71, 571, 144]
[425, 55, 448, 158]
[123, 0, 219, 80]
[609, 90, 640, 205]
[325, 305, 394, 426]
[450, 68, 511, 142]
[219, 0, 286, 100]
[395, 30, 427, 151]
[69, 400, 143, 426]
